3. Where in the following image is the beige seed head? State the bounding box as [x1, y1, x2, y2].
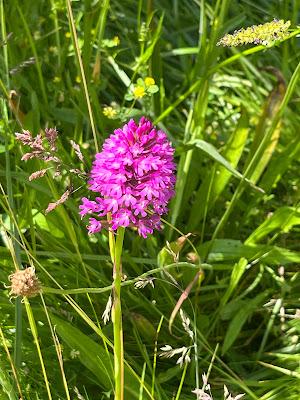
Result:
[9, 267, 41, 298]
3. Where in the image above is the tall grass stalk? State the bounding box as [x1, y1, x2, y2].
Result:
[24, 298, 53, 400]
[0, 326, 23, 399]
[0, 0, 23, 369]
[65, 0, 99, 152]
[40, 295, 71, 400]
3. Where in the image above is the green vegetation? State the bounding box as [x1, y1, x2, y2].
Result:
[0, 1, 300, 399]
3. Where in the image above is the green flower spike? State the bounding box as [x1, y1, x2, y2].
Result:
[217, 19, 291, 47]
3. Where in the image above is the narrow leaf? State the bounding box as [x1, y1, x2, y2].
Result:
[188, 139, 262, 192]
[222, 291, 269, 354]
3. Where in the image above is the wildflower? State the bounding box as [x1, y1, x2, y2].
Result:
[101, 36, 121, 48]
[103, 106, 117, 118]
[79, 117, 176, 238]
[217, 19, 291, 47]
[144, 77, 155, 87]
[126, 78, 158, 101]
[87, 218, 102, 234]
[75, 76, 81, 83]
[133, 85, 146, 99]
[112, 36, 120, 46]
[65, 31, 71, 39]
[9, 267, 41, 298]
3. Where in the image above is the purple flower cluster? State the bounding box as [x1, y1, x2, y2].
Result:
[80, 117, 176, 238]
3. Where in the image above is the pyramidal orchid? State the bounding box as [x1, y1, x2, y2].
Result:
[80, 117, 175, 400]
[80, 117, 176, 238]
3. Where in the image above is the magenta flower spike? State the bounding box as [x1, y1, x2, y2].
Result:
[80, 117, 176, 238]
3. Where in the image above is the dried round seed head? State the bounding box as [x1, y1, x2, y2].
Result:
[9, 267, 41, 298]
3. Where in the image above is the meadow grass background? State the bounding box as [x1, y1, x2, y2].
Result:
[0, 0, 300, 399]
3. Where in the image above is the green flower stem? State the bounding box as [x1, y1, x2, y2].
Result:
[112, 227, 125, 400]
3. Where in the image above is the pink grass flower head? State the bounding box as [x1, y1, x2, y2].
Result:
[80, 117, 176, 238]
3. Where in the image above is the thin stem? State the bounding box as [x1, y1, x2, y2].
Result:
[151, 316, 164, 398]
[0, 0, 23, 369]
[40, 295, 71, 400]
[65, 0, 99, 152]
[0, 326, 23, 399]
[174, 356, 189, 400]
[112, 227, 125, 400]
[16, 6, 48, 107]
[24, 298, 52, 400]
[92, 0, 110, 82]
[42, 262, 210, 295]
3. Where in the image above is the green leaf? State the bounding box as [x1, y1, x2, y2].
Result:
[222, 291, 269, 354]
[188, 112, 249, 230]
[51, 315, 113, 390]
[51, 315, 152, 399]
[243, 73, 285, 185]
[199, 239, 300, 265]
[147, 85, 159, 94]
[0, 360, 16, 400]
[220, 258, 248, 306]
[260, 138, 300, 192]
[107, 56, 131, 87]
[136, 78, 144, 86]
[246, 206, 300, 244]
[49, 107, 78, 123]
[188, 139, 260, 190]
[125, 93, 134, 101]
[32, 209, 64, 238]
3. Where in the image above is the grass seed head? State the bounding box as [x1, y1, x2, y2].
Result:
[9, 267, 41, 298]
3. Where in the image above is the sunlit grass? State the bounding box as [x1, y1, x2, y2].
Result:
[0, 1, 300, 399]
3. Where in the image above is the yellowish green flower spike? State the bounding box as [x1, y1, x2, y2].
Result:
[217, 19, 291, 47]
